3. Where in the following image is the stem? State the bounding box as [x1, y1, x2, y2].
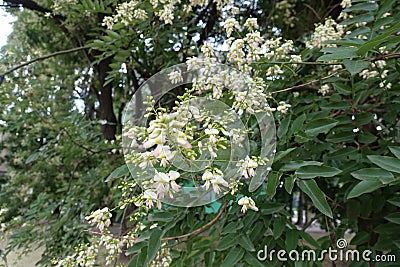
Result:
[163, 200, 229, 241]
[0, 46, 89, 80]
[86, 200, 229, 241]
[254, 61, 341, 66]
[271, 69, 345, 94]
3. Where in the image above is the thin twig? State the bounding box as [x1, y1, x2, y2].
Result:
[0, 46, 89, 78]
[87, 201, 229, 241]
[254, 61, 340, 66]
[369, 53, 400, 62]
[271, 70, 345, 94]
[304, 3, 322, 21]
[163, 201, 229, 241]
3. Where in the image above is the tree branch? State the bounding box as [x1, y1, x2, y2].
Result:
[86, 201, 229, 241]
[271, 70, 345, 94]
[0, 46, 89, 85]
[2, 0, 65, 21]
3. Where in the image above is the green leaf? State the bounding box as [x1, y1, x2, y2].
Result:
[384, 212, 400, 224]
[285, 229, 298, 251]
[260, 203, 286, 215]
[367, 155, 400, 174]
[289, 114, 307, 136]
[273, 217, 286, 239]
[238, 234, 256, 252]
[345, 27, 371, 39]
[148, 211, 175, 222]
[26, 151, 40, 164]
[343, 59, 370, 76]
[317, 47, 358, 61]
[274, 148, 295, 163]
[296, 165, 342, 179]
[358, 132, 377, 144]
[350, 232, 370, 246]
[377, 0, 396, 17]
[127, 255, 139, 267]
[204, 252, 215, 266]
[304, 119, 338, 136]
[388, 197, 400, 207]
[106, 29, 121, 39]
[298, 180, 333, 218]
[347, 180, 382, 199]
[106, 164, 130, 182]
[284, 175, 296, 194]
[220, 247, 245, 267]
[266, 172, 281, 198]
[351, 168, 394, 184]
[299, 231, 320, 248]
[328, 147, 358, 160]
[389, 147, 400, 159]
[326, 132, 355, 143]
[281, 161, 323, 171]
[333, 83, 351, 95]
[357, 21, 400, 55]
[221, 221, 244, 234]
[126, 241, 147, 256]
[137, 246, 148, 267]
[277, 115, 291, 139]
[147, 229, 163, 263]
[340, 13, 374, 26]
[344, 2, 378, 12]
[244, 252, 266, 267]
[216, 234, 238, 251]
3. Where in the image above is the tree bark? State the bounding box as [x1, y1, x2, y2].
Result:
[97, 57, 117, 140]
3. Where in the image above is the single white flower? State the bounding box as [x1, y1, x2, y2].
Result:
[238, 196, 259, 213]
[202, 170, 214, 190]
[168, 170, 181, 192]
[154, 172, 170, 198]
[144, 189, 160, 209]
[211, 173, 229, 194]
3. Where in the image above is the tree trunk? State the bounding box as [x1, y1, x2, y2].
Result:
[97, 57, 117, 140]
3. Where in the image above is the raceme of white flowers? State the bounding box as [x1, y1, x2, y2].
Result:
[306, 18, 345, 49]
[102, 0, 231, 29]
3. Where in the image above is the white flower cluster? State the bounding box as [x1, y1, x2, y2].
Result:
[236, 156, 258, 178]
[168, 70, 183, 84]
[53, 243, 98, 267]
[99, 235, 123, 265]
[85, 207, 112, 232]
[222, 18, 300, 81]
[238, 196, 258, 213]
[318, 84, 330, 96]
[224, 18, 240, 37]
[341, 0, 352, 8]
[51, 0, 78, 15]
[360, 60, 392, 89]
[274, 0, 297, 28]
[271, 101, 291, 114]
[156, 2, 175, 25]
[338, 0, 354, 20]
[0, 207, 7, 234]
[103, 1, 148, 29]
[306, 18, 345, 49]
[103, 0, 231, 29]
[202, 169, 229, 194]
